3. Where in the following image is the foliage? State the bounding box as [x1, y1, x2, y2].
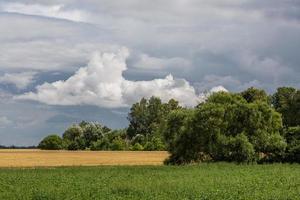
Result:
[130, 134, 145, 145]
[284, 126, 300, 163]
[90, 138, 111, 151]
[240, 87, 269, 103]
[38, 135, 64, 150]
[272, 87, 300, 127]
[143, 137, 165, 151]
[63, 125, 83, 141]
[164, 92, 286, 164]
[61, 122, 113, 150]
[110, 137, 127, 150]
[130, 143, 144, 151]
[127, 97, 180, 139]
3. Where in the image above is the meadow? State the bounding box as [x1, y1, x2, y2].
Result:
[0, 163, 299, 200]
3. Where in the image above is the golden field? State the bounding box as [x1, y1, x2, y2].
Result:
[0, 149, 169, 167]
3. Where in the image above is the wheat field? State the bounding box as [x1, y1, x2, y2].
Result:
[0, 149, 169, 167]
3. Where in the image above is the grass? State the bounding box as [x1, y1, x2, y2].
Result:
[0, 163, 299, 200]
[0, 150, 169, 167]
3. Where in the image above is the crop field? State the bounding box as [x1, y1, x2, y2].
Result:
[0, 163, 299, 200]
[0, 149, 169, 167]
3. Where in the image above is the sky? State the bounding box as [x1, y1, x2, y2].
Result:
[0, 0, 300, 146]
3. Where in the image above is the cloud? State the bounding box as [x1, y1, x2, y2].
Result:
[0, 116, 12, 128]
[0, 2, 88, 22]
[132, 53, 191, 70]
[0, 72, 37, 89]
[16, 49, 226, 108]
[194, 74, 262, 93]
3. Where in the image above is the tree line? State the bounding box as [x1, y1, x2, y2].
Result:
[39, 86, 300, 164]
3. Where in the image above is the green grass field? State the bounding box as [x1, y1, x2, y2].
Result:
[0, 163, 299, 200]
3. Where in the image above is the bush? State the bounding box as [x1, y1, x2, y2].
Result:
[143, 137, 165, 151]
[227, 134, 255, 163]
[65, 137, 86, 150]
[63, 125, 83, 141]
[90, 138, 111, 151]
[110, 137, 127, 150]
[130, 143, 144, 151]
[131, 134, 145, 145]
[38, 135, 64, 150]
[284, 127, 300, 163]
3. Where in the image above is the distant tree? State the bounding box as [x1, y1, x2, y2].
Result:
[81, 122, 104, 147]
[241, 87, 269, 103]
[143, 137, 165, 151]
[127, 97, 180, 139]
[62, 122, 112, 150]
[63, 125, 83, 141]
[38, 135, 64, 150]
[90, 138, 111, 151]
[110, 137, 127, 150]
[130, 143, 144, 151]
[272, 87, 300, 127]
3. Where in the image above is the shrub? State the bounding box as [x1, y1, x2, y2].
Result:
[66, 137, 86, 150]
[38, 135, 64, 150]
[143, 137, 165, 151]
[131, 134, 145, 145]
[90, 138, 111, 151]
[130, 143, 144, 151]
[110, 137, 127, 150]
[62, 125, 83, 141]
[227, 133, 255, 163]
[284, 126, 300, 163]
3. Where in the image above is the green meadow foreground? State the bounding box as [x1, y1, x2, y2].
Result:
[0, 164, 299, 200]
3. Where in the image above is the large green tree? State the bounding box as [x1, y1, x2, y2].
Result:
[164, 92, 286, 164]
[272, 87, 300, 127]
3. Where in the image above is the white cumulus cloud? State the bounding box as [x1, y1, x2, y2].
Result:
[16, 49, 226, 108]
[0, 72, 37, 89]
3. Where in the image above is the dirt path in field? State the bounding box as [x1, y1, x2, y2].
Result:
[0, 150, 169, 167]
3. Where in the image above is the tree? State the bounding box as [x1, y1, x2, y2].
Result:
[127, 98, 149, 138]
[163, 109, 196, 164]
[38, 135, 64, 150]
[164, 92, 286, 164]
[63, 125, 83, 141]
[81, 122, 105, 147]
[272, 87, 300, 127]
[130, 143, 144, 151]
[144, 137, 165, 151]
[225, 133, 255, 163]
[284, 126, 300, 163]
[62, 122, 112, 150]
[110, 137, 127, 150]
[90, 138, 111, 151]
[241, 87, 269, 103]
[127, 97, 180, 139]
